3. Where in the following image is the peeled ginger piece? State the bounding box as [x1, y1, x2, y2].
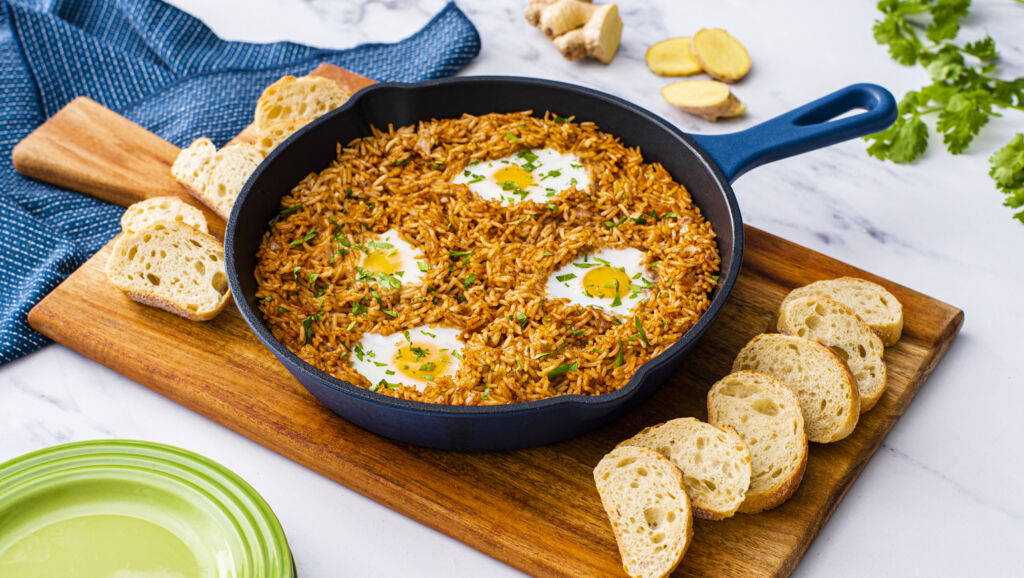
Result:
[661, 79, 746, 122]
[646, 37, 702, 77]
[691, 28, 751, 83]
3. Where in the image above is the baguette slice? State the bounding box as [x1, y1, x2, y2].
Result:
[105, 221, 231, 321]
[733, 334, 860, 443]
[254, 118, 310, 157]
[594, 446, 693, 578]
[778, 296, 888, 412]
[121, 196, 208, 234]
[254, 75, 350, 131]
[780, 277, 903, 346]
[620, 417, 751, 520]
[171, 139, 263, 220]
[707, 371, 807, 514]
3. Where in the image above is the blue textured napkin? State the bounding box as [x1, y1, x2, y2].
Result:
[0, 0, 480, 363]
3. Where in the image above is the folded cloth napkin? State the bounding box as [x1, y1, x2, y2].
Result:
[0, 0, 480, 363]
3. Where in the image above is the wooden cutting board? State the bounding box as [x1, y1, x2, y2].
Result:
[18, 64, 963, 577]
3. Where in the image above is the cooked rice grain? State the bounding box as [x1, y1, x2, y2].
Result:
[254, 112, 720, 405]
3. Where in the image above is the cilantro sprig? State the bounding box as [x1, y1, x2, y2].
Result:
[867, 0, 1024, 223]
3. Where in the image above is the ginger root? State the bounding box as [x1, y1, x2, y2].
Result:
[690, 28, 751, 83]
[525, 0, 623, 64]
[661, 80, 746, 122]
[646, 37, 703, 77]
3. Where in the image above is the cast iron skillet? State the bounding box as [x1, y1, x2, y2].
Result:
[226, 77, 895, 451]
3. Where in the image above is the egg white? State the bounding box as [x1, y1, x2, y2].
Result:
[349, 325, 464, 391]
[453, 148, 590, 205]
[545, 247, 655, 317]
[355, 229, 427, 288]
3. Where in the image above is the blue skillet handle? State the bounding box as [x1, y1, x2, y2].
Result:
[690, 83, 897, 183]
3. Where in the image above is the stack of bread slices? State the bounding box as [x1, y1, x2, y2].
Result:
[594, 277, 904, 578]
[106, 75, 351, 321]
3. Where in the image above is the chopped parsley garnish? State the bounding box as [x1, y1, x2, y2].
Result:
[634, 316, 650, 347]
[377, 272, 402, 291]
[417, 261, 430, 273]
[301, 311, 325, 343]
[351, 300, 368, 317]
[268, 204, 302, 227]
[604, 217, 628, 228]
[505, 132, 522, 142]
[547, 361, 578, 380]
[289, 229, 317, 246]
[540, 169, 561, 181]
[515, 312, 528, 327]
[556, 273, 576, 282]
[461, 273, 477, 289]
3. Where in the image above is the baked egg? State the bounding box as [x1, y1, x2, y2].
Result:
[454, 148, 590, 205]
[349, 325, 464, 391]
[355, 229, 427, 288]
[545, 248, 655, 317]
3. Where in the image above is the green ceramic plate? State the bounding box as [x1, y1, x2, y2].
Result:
[0, 440, 294, 578]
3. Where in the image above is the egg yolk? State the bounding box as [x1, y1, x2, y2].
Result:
[583, 266, 633, 299]
[362, 249, 401, 274]
[493, 165, 534, 190]
[394, 342, 451, 382]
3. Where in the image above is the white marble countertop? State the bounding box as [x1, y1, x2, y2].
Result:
[2, 0, 1022, 576]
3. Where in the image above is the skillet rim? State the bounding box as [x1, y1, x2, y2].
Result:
[225, 75, 744, 417]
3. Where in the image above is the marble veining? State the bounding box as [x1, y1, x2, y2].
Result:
[2, 1, 1022, 576]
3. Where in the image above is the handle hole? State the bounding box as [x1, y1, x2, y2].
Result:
[793, 106, 868, 127]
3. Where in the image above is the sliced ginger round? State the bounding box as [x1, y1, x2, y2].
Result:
[646, 37, 703, 76]
[661, 79, 746, 122]
[691, 28, 751, 83]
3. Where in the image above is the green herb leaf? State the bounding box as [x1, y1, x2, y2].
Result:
[515, 312, 528, 327]
[634, 316, 650, 347]
[547, 361, 578, 380]
[989, 134, 1024, 223]
[269, 204, 302, 227]
[614, 339, 624, 367]
[505, 132, 522, 142]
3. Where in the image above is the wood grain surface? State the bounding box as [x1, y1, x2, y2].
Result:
[19, 64, 962, 576]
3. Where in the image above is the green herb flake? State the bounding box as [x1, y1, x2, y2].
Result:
[614, 339, 625, 367]
[505, 132, 522, 142]
[515, 312, 528, 327]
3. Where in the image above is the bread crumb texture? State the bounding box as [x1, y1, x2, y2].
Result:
[105, 221, 230, 321]
[733, 334, 860, 443]
[708, 370, 807, 514]
[620, 417, 751, 520]
[594, 446, 693, 578]
[120, 196, 208, 234]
